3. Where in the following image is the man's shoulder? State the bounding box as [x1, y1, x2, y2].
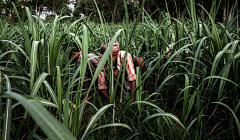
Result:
[87, 53, 96, 57]
[119, 51, 131, 55]
[119, 51, 133, 56]
[119, 50, 125, 53]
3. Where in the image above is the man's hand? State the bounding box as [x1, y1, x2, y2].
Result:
[100, 89, 118, 104]
[99, 89, 110, 102]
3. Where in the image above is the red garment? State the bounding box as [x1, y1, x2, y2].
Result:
[98, 51, 136, 90]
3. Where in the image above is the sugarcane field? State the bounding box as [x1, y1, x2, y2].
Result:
[0, 0, 240, 139]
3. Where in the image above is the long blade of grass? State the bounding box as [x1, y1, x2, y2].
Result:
[212, 102, 240, 137]
[183, 74, 189, 124]
[12, 2, 31, 54]
[56, 66, 63, 122]
[71, 25, 88, 135]
[130, 101, 164, 113]
[142, 112, 186, 131]
[1, 94, 58, 108]
[43, 80, 58, 106]
[0, 71, 2, 139]
[0, 40, 30, 62]
[64, 18, 84, 33]
[25, 7, 38, 41]
[136, 67, 143, 116]
[0, 66, 24, 75]
[2, 74, 12, 140]
[4, 91, 76, 140]
[32, 15, 47, 35]
[49, 16, 60, 73]
[81, 104, 113, 140]
[30, 41, 40, 92]
[31, 72, 49, 96]
[88, 123, 132, 135]
[190, 37, 209, 86]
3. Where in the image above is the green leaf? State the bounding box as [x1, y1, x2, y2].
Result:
[31, 72, 49, 96]
[81, 104, 113, 140]
[43, 80, 58, 106]
[130, 101, 164, 113]
[64, 18, 84, 33]
[0, 40, 30, 62]
[30, 41, 40, 91]
[32, 15, 47, 35]
[5, 92, 76, 140]
[0, 66, 24, 75]
[1, 94, 58, 108]
[56, 66, 63, 122]
[2, 74, 12, 140]
[212, 102, 240, 137]
[142, 112, 186, 131]
[88, 123, 132, 135]
[190, 37, 209, 86]
[183, 74, 189, 124]
[8, 76, 30, 82]
[0, 50, 17, 59]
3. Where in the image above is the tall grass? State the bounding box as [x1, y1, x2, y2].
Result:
[0, 0, 239, 139]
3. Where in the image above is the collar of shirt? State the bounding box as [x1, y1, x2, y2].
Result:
[117, 51, 126, 71]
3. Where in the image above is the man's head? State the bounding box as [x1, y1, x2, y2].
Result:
[100, 41, 119, 61]
[112, 42, 119, 60]
[100, 42, 106, 55]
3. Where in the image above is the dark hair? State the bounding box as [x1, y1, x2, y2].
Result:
[100, 42, 106, 54]
[99, 41, 119, 54]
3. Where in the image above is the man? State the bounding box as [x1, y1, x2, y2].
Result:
[67, 42, 99, 102]
[98, 41, 146, 102]
[66, 42, 99, 90]
[76, 53, 99, 91]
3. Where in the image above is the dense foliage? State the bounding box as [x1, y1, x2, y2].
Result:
[0, 0, 239, 139]
[1, 0, 238, 23]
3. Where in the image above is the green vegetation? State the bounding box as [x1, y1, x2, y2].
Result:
[0, 0, 239, 139]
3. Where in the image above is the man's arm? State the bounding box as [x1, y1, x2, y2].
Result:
[124, 52, 137, 102]
[129, 80, 136, 102]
